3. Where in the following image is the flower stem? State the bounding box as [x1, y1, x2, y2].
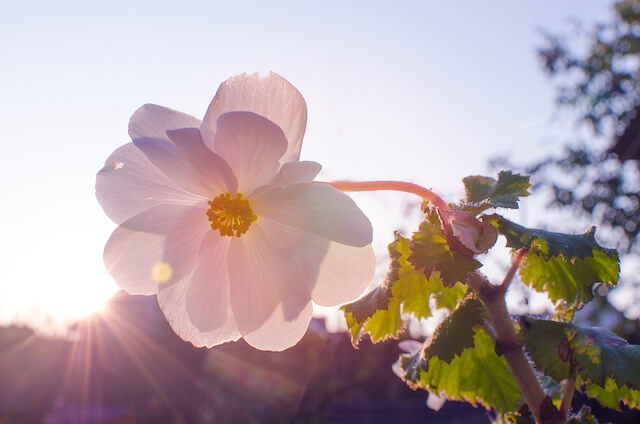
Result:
[467, 271, 563, 424]
[499, 248, 528, 294]
[320, 180, 450, 210]
[559, 376, 576, 419]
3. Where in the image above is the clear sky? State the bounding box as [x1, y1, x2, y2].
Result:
[0, 1, 614, 331]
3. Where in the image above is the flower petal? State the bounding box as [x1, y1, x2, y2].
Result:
[96, 143, 201, 224]
[252, 183, 373, 247]
[128, 103, 201, 141]
[311, 242, 376, 306]
[129, 104, 237, 197]
[103, 227, 163, 295]
[226, 219, 323, 339]
[133, 137, 216, 197]
[203, 72, 307, 163]
[157, 254, 241, 348]
[214, 111, 287, 194]
[242, 302, 313, 351]
[104, 204, 209, 293]
[185, 232, 233, 332]
[271, 161, 322, 186]
[165, 127, 238, 194]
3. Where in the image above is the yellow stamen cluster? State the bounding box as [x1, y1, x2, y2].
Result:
[206, 193, 257, 237]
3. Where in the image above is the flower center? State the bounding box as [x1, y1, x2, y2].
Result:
[206, 193, 257, 237]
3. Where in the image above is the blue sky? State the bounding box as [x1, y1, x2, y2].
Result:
[0, 1, 613, 330]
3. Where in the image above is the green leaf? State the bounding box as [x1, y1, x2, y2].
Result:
[425, 295, 487, 363]
[567, 405, 599, 424]
[581, 377, 640, 410]
[344, 311, 365, 346]
[342, 233, 467, 345]
[464, 175, 496, 204]
[494, 411, 536, 424]
[433, 281, 467, 310]
[342, 278, 402, 345]
[519, 317, 640, 410]
[486, 214, 617, 260]
[521, 250, 619, 313]
[518, 317, 573, 383]
[399, 327, 521, 413]
[486, 215, 619, 312]
[408, 208, 481, 287]
[400, 296, 486, 383]
[463, 171, 531, 209]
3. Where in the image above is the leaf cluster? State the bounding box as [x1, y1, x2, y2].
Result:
[343, 231, 468, 345]
[462, 171, 531, 212]
[341, 171, 628, 419]
[398, 312, 522, 414]
[485, 214, 620, 315]
[520, 317, 640, 410]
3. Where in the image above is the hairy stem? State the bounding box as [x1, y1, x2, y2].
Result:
[499, 248, 528, 293]
[467, 272, 562, 424]
[559, 377, 576, 419]
[319, 180, 450, 210]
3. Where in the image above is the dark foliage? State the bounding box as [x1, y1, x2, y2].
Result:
[519, 0, 640, 254]
[1, 292, 637, 422]
[0, 292, 489, 424]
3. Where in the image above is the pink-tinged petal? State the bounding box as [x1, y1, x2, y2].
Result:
[311, 242, 376, 306]
[158, 267, 240, 348]
[226, 219, 321, 338]
[243, 302, 313, 351]
[185, 232, 233, 331]
[119, 202, 208, 233]
[199, 122, 216, 150]
[252, 183, 373, 247]
[271, 161, 322, 186]
[105, 204, 209, 292]
[103, 228, 162, 295]
[214, 112, 287, 193]
[128, 103, 201, 141]
[203, 72, 307, 163]
[133, 137, 218, 197]
[231, 215, 372, 308]
[165, 127, 238, 194]
[96, 143, 201, 224]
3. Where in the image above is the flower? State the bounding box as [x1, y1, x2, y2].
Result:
[96, 73, 375, 351]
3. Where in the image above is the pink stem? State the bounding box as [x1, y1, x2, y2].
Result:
[499, 248, 528, 293]
[319, 180, 450, 210]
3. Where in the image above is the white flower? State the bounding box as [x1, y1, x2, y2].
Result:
[96, 73, 375, 351]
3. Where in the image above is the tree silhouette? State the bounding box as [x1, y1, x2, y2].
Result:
[512, 0, 640, 259]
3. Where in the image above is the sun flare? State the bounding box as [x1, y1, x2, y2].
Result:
[34, 277, 119, 331]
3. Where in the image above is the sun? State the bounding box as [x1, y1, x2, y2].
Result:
[39, 276, 120, 331]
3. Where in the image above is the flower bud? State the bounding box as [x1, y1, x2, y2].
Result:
[438, 209, 497, 256]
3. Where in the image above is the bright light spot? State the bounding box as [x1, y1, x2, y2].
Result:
[151, 262, 173, 283]
[114, 161, 124, 169]
[0, 194, 120, 333]
[45, 277, 118, 323]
